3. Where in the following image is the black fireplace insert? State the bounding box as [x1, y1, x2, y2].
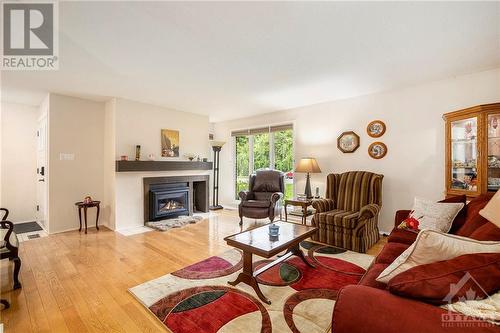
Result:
[149, 183, 189, 221]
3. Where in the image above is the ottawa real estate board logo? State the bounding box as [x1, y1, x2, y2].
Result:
[1, 1, 58, 70]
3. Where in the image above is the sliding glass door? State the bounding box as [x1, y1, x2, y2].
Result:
[235, 135, 250, 197]
[273, 128, 294, 199]
[233, 125, 294, 200]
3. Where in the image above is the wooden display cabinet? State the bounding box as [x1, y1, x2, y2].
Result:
[443, 103, 500, 199]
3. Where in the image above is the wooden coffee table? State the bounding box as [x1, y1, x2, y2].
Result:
[224, 221, 318, 304]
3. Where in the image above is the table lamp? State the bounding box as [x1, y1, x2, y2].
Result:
[295, 158, 321, 199]
[480, 189, 500, 227]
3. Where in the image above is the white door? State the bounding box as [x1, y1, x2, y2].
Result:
[36, 115, 48, 231]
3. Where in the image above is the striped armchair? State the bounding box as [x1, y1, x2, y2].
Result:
[311, 171, 383, 253]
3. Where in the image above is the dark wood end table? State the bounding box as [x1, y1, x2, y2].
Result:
[284, 198, 315, 225]
[75, 201, 101, 234]
[224, 221, 318, 304]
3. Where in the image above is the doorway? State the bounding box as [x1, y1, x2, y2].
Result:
[36, 114, 48, 231]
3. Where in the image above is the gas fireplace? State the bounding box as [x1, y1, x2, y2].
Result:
[143, 175, 209, 223]
[150, 184, 189, 220]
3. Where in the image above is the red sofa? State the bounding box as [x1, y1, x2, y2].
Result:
[332, 193, 500, 333]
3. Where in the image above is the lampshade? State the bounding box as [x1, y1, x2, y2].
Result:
[480, 190, 500, 227]
[209, 140, 226, 148]
[295, 158, 321, 173]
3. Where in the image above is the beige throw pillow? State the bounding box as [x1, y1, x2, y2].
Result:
[480, 190, 500, 228]
[376, 229, 500, 284]
[409, 197, 464, 232]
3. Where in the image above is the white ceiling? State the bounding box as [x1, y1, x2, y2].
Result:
[2, 1, 499, 121]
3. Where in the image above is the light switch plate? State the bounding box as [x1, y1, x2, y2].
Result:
[59, 153, 75, 161]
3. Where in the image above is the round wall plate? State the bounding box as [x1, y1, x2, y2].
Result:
[367, 120, 386, 138]
[368, 142, 387, 159]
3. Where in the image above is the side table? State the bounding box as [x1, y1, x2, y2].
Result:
[284, 199, 314, 225]
[75, 201, 101, 234]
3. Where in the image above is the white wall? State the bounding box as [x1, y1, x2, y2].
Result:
[214, 68, 500, 233]
[48, 94, 105, 233]
[111, 98, 210, 230]
[103, 99, 116, 230]
[0, 102, 38, 222]
[114, 98, 210, 161]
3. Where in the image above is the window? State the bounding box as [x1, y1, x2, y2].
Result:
[235, 135, 250, 197]
[273, 129, 294, 199]
[253, 133, 270, 170]
[233, 125, 294, 200]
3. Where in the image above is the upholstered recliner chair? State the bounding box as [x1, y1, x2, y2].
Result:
[311, 171, 383, 253]
[238, 170, 284, 225]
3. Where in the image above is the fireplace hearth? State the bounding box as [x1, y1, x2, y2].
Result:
[143, 175, 209, 223]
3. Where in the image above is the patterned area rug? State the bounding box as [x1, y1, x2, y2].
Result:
[129, 241, 374, 333]
[146, 216, 204, 231]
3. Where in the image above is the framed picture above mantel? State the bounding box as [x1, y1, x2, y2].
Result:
[161, 129, 180, 157]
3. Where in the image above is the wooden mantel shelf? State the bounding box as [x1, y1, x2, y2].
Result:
[115, 160, 213, 172]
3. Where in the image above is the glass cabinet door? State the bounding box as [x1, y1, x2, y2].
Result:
[450, 117, 478, 192]
[487, 113, 500, 192]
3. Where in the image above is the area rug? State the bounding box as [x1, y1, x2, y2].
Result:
[146, 216, 204, 231]
[129, 241, 374, 333]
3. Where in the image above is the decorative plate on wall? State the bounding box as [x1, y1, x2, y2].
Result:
[366, 120, 386, 138]
[337, 131, 360, 153]
[368, 142, 387, 159]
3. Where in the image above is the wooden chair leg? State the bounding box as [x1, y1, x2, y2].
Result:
[13, 257, 21, 290]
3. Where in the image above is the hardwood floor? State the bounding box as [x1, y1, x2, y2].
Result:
[0, 210, 386, 332]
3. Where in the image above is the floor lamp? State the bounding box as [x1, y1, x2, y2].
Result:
[209, 140, 225, 210]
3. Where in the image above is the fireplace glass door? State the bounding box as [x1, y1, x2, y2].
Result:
[150, 187, 189, 220]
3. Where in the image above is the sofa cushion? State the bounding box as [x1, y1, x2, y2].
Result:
[376, 229, 500, 284]
[439, 195, 467, 233]
[468, 221, 500, 241]
[359, 263, 389, 289]
[388, 228, 418, 245]
[241, 200, 270, 208]
[456, 193, 494, 237]
[404, 197, 464, 233]
[375, 242, 410, 265]
[316, 209, 360, 229]
[479, 190, 500, 227]
[387, 253, 500, 305]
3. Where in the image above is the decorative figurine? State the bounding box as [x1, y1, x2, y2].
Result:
[135, 145, 141, 161]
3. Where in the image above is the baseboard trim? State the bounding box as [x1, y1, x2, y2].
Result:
[11, 220, 37, 224]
